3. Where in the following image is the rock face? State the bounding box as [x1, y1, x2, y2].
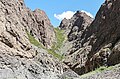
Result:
[0, 0, 61, 79]
[59, 0, 120, 75]
[32, 9, 56, 49]
[20, 1, 56, 49]
[83, 0, 120, 71]
[59, 11, 93, 75]
[59, 11, 93, 36]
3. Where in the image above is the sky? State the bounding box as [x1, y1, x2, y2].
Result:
[24, 0, 104, 27]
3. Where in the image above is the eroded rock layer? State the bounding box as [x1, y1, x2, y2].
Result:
[60, 0, 120, 75]
[0, 0, 61, 79]
[59, 11, 93, 75]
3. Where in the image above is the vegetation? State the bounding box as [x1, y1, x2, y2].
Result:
[47, 27, 65, 60]
[26, 32, 44, 48]
[63, 77, 74, 79]
[80, 66, 114, 78]
[47, 49, 64, 60]
[26, 28, 65, 60]
[54, 27, 65, 50]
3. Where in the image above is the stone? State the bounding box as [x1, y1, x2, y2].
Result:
[59, 11, 93, 75]
[0, 0, 62, 79]
[59, 0, 120, 76]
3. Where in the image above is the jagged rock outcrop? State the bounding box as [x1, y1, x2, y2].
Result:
[21, 7, 56, 49]
[32, 9, 56, 49]
[19, 0, 56, 49]
[59, 11, 93, 36]
[0, 0, 62, 79]
[59, 11, 93, 75]
[59, 11, 93, 55]
[59, 0, 120, 76]
[82, 0, 120, 72]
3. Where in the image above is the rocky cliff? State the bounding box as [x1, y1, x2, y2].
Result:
[0, 0, 62, 79]
[59, 0, 120, 76]
[59, 11, 93, 75]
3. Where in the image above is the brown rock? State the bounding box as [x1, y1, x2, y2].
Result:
[59, 11, 93, 75]
[0, 0, 62, 79]
[60, 0, 120, 75]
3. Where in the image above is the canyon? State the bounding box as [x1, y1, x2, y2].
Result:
[0, 0, 120, 79]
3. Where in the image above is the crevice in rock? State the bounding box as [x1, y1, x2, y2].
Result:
[1, 38, 13, 48]
[111, 36, 120, 48]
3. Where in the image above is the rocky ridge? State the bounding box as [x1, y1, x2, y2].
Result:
[59, 11, 93, 75]
[59, 0, 120, 77]
[0, 0, 62, 79]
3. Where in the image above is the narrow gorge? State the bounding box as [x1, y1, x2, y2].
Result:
[0, 0, 120, 79]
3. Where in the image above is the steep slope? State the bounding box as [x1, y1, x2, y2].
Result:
[81, 0, 120, 71]
[80, 64, 120, 79]
[59, 11, 93, 75]
[0, 0, 62, 79]
[59, 0, 120, 76]
[19, 0, 56, 49]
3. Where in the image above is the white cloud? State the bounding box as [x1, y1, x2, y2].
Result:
[54, 10, 94, 21]
[54, 11, 76, 21]
[81, 10, 94, 18]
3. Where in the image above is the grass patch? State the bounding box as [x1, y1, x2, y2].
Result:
[47, 49, 64, 61]
[26, 32, 44, 48]
[80, 66, 114, 78]
[53, 27, 65, 50]
[47, 27, 65, 60]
